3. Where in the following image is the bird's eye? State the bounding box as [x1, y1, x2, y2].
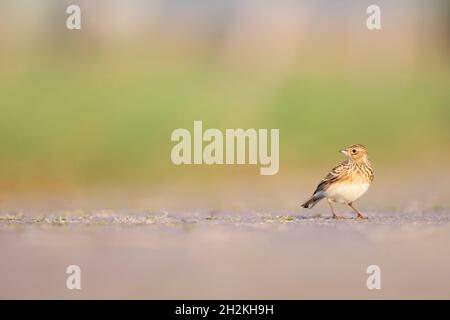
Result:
[352, 149, 357, 154]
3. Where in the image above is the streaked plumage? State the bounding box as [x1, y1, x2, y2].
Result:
[301, 144, 374, 219]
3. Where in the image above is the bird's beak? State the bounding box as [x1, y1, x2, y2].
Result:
[339, 149, 348, 156]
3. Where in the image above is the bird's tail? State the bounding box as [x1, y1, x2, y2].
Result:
[301, 194, 324, 209]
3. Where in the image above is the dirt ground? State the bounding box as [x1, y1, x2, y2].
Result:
[1, 173, 449, 299]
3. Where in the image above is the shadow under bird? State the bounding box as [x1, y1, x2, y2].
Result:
[301, 144, 374, 219]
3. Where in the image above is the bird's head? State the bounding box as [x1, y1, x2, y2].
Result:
[340, 144, 369, 163]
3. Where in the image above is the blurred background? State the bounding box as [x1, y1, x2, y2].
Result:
[1, 0, 450, 300]
[0, 0, 449, 204]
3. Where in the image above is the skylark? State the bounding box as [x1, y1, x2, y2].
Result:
[301, 144, 374, 219]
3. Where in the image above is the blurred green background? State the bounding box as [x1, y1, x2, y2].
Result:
[0, 0, 449, 190]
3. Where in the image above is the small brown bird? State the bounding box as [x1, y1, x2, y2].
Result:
[301, 144, 374, 219]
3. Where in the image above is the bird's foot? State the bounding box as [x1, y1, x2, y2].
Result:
[332, 214, 344, 219]
[355, 213, 368, 220]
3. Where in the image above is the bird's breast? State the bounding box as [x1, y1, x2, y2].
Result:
[326, 181, 370, 203]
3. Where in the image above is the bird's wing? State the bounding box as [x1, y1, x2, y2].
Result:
[312, 160, 350, 195]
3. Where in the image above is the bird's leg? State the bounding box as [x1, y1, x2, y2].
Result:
[327, 199, 341, 219]
[348, 202, 367, 219]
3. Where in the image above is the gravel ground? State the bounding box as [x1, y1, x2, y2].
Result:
[1, 208, 450, 299]
[1, 210, 450, 227]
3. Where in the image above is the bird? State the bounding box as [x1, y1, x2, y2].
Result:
[301, 144, 374, 219]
